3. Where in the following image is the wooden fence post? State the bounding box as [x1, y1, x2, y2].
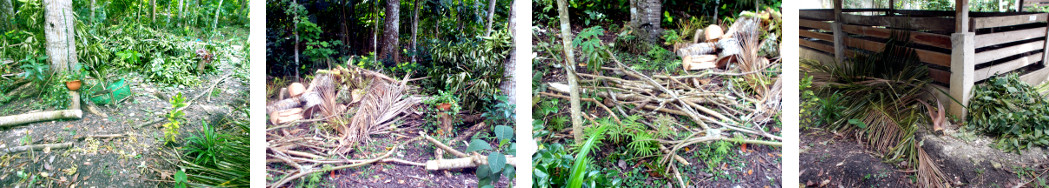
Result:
[833, 0, 845, 62]
[949, 33, 975, 120]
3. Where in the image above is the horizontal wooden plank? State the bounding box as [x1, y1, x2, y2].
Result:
[841, 14, 955, 33]
[975, 27, 1047, 49]
[839, 24, 953, 49]
[800, 39, 835, 54]
[800, 47, 837, 64]
[972, 13, 1049, 29]
[1020, 66, 1049, 85]
[800, 10, 834, 21]
[974, 52, 1043, 82]
[800, 19, 832, 31]
[799, 30, 833, 41]
[930, 68, 951, 85]
[975, 40, 1046, 64]
[843, 37, 952, 67]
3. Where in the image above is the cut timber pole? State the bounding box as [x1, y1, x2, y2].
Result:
[832, 0, 845, 62]
[0, 91, 82, 127]
[950, 33, 975, 120]
[1043, 19, 1049, 66]
[0, 142, 71, 155]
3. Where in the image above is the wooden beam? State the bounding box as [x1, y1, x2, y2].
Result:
[839, 14, 955, 33]
[833, 0, 845, 62]
[974, 52, 1043, 81]
[799, 10, 835, 21]
[974, 40, 1045, 64]
[930, 68, 952, 85]
[800, 19, 832, 30]
[800, 39, 835, 54]
[971, 13, 1048, 29]
[799, 30, 833, 41]
[957, 0, 970, 32]
[974, 27, 1047, 48]
[839, 24, 953, 49]
[842, 37, 952, 67]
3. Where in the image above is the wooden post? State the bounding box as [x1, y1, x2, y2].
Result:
[832, 0, 845, 62]
[888, 0, 895, 15]
[1043, 18, 1049, 66]
[1018, 0, 1025, 12]
[949, 33, 975, 120]
[956, 0, 969, 33]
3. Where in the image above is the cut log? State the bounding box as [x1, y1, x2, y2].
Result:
[288, 82, 305, 98]
[266, 97, 301, 113]
[269, 108, 304, 125]
[0, 142, 72, 155]
[425, 154, 517, 170]
[0, 110, 82, 128]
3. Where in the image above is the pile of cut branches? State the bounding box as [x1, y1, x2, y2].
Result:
[265, 64, 515, 187]
[542, 19, 782, 186]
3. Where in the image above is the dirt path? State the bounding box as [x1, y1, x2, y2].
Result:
[0, 45, 248, 187]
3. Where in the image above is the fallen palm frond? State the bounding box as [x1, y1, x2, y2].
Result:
[803, 32, 949, 187]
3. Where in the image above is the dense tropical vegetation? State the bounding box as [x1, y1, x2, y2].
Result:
[0, 0, 248, 187]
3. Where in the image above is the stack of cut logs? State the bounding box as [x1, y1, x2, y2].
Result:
[677, 15, 765, 71]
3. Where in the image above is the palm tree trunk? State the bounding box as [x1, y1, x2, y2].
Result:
[556, 0, 583, 143]
[213, 0, 223, 33]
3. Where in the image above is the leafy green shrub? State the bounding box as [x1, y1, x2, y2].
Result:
[662, 30, 682, 46]
[484, 95, 515, 127]
[968, 73, 1049, 153]
[428, 30, 512, 110]
[468, 125, 516, 187]
[163, 93, 188, 145]
[421, 90, 461, 128]
[532, 142, 621, 188]
[573, 26, 608, 72]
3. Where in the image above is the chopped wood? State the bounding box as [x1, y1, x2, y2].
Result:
[425, 154, 518, 170]
[269, 108, 304, 125]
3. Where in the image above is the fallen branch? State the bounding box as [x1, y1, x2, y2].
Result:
[269, 137, 421, 188]
[0, 110, 82, 128]
[0, 142, 72, 155]
[135, 73, 233, 128]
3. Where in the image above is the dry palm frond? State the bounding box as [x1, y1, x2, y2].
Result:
[917, 143, 950, 188]
[336, 79, 421, 154]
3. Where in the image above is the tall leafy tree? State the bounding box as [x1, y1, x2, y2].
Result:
[0, 0, 13, 30]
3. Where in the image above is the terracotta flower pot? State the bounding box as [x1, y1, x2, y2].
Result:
[437, 103, 452, 111]
[65, 80, 82, 91]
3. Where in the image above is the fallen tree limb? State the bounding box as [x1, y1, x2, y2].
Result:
[0, 142, 72, 155]
[269, 137, 421, 188]
[0, 110, 82, 128]
[135, 73, 233, 128]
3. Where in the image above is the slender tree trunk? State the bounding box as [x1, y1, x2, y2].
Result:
[0, 0, 13, 30]
[294, 0, 300, 80]
[484, 0, 497, 37]
[213, 0, 223, 33]
[500, 0, 516, 103]
[411, 0, 422, 63]
[151, 0, 157, 23]
[555, 0, 582, 143]
[381, 0, 401, 63]
[44, 0, 77, 73]
[179, 0, 185, 26]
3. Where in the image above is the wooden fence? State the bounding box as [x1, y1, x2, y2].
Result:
[799, 8, 1049, 118]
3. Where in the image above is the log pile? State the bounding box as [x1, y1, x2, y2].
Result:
[266, 65, 513, 187]
[677, 10, 780, 71]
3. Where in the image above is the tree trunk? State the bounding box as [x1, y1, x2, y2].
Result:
[555, 0, 583, 143]
[44, 0, 77, 72]
[411, 0, 422, 63]
[0, 0, 12, 30]
[213, 0, 223, 33]
[484, 0, 497, 37]
[500, 0, 516, 102]
[380, 0, 401, 63]
[151, 0, 156, 23]
[294, 0, 300, 80]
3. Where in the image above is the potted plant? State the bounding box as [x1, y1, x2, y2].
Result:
[63, 65, 87, 91]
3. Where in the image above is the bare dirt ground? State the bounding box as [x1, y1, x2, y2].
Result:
[801, 126, 1047, 187]
[0, 47, 247, 187]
